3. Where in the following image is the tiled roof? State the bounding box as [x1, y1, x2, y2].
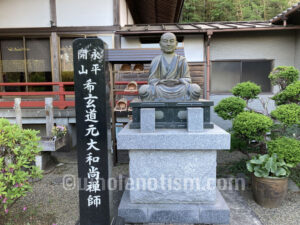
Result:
[270, 2, 300, 25]
[117, 21, 299, 35]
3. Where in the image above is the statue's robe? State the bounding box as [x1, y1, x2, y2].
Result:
[147, 54, 193, 101]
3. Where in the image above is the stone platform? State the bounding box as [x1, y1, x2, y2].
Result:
[118, 122, 230, 150]
[118, 190, 230, 224]
[117, 107, 231, 224]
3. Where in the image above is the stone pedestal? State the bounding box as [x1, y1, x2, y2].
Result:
[117, 107, 231, 224]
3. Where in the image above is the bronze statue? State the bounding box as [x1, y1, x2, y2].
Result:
[139, 32, 201, 101]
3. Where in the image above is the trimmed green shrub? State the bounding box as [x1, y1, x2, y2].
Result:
[271, 103, 300, 126]
[231, 81, 261, 101]
[272, 81, 300, 105]
[0, 119, 42, 215]
[268, 137, 300, 166]
[268, 66, 299, 91]
[214, 97, 246, 120]
[233, 111, 273, 141]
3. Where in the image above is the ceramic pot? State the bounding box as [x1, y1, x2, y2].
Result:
[252, 174, 288, 208]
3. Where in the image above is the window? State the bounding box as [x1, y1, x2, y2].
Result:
[0, 38, 52, 91]
[211, 60, 272, 93]
[60, 38, 75, 91]
[60, 38, 74, 81]
[1, 39, 25, 91]
[26, 39, 52, 91]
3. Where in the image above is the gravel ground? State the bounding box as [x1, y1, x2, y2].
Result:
[6, 162, 79, 225]
[3, 149, 299, 225]
[240, 190, 300, 225]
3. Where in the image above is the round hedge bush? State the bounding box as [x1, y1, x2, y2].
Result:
[272, 81, 300, 105]
[268, 137, 300, 166]
[233, 111, 273, 141]
[0, 119, 42, 214]
[214, 97, 246, 120]
[231, 81, 261, 100]
[268, 66, 299, 90]
[271, 103, 300, 126]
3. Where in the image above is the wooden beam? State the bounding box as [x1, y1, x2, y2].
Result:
[23, 36, 28, 92]
[174, 0, 185, 22]
[50, 32, 60, 94]
[0, 42, 3, 92]
[108, 63, 117, 165]
[0, 26, 119, 35]
[114, 34, 121, 49]
[114, 0, 120, 26]
[49, 0, 57, 27]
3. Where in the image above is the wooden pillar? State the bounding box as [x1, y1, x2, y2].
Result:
[0, 42, 4, 93]
[109, 63, 117, 165]
[50, 32, 60, 94]
[14, 98, 22, 129]
[113, 0, 120, 49]
[45, 98, 54, 137]
[206, 31, 213, 100]
[23, 36, 28, 92]
[50, 32, 60, 82]
[114, 34, 121, 49]
[49, 0, 57, 26]
[113, 0, 120, 26]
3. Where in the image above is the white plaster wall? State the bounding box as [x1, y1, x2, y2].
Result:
[183, 35, 204, 62]
[295, 31, 300, 71]
[56, 0, 113, 26]
[209, 31, 292, 130]
[210, 31, 295, 67]
[97, 34, 114, 49]
[120, 0, 134, 26]
[0, 0, 50, 28]
[121, 37, 141, 48]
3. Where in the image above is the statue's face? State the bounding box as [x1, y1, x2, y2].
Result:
[160, 33, 177, 54]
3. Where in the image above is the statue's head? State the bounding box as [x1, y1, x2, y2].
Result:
[159, 32, 177, 54]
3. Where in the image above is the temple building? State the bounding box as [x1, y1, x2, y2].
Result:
[0, 0, 299, 162]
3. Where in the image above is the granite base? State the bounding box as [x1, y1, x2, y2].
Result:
[118, 189, 230, 224]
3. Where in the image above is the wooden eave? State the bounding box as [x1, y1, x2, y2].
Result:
[271, 2, 300, 25]
[126, 0, 185, 24]
[0, 26, 119, 36]
[116, 22, 300, 36]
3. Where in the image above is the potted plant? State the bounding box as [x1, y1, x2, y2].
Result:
[246, 153, 294, 208]
[39, 125, 68, 151]
[214, 66, 300, 207]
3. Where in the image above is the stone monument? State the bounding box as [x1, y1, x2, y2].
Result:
[117, 33, 231, 224]
[73, 38, 112, 225]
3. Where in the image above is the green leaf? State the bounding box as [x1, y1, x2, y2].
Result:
[246, 161, 253, 172]
[275, 168, 287, 177]
[250, 158, 263, 164]
[259, 154, 269, 162]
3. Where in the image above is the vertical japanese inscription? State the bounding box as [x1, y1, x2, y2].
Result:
[73, 38, 110, 225]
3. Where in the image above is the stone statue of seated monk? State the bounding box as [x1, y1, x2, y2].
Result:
[139, 32, 201, 101]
